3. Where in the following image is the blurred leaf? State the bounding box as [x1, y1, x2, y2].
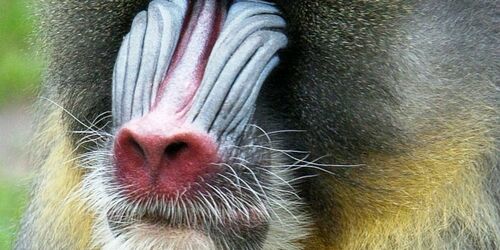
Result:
[0, 176, 28, 249]
[0, 0, 42, 105]
[0, 0, 37, 248]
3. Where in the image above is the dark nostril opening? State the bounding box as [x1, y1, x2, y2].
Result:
[165, 141, 188, 159]
[129, 138, 146, 158]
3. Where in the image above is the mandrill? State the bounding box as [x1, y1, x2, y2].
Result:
[16, 0, 499, 249]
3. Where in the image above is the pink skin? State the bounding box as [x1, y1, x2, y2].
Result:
[113, 0, 226, 200]
[114, 112, 219, 199]
[154, 0, 224, 116]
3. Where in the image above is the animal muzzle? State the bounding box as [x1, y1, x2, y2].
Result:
[111, 0, 287, 199]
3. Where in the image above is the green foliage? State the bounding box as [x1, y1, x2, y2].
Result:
[0, 0, 42, 105]
[0, 177, 28, 249]
[0, 0, 38, 247]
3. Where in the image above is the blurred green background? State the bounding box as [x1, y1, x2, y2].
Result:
[0, 0, 41, 104]
[0, 0, 42, 248]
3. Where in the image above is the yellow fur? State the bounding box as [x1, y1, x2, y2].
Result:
[306, 123, 498, 249]
[29, 111, 498, 249]
[32, 110, 94, 249]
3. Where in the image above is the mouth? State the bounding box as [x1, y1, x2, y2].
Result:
[105, 149, 274, 233]
[100, 134, 277, 248]
[106, 196, 269, 233]
[100, 150, 275, 249]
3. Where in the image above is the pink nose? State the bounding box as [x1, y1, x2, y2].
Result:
[113, 113, 219, 199]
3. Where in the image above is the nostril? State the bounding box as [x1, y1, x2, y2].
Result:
[129, 138, 146, 158]
[164, 141, 188, 159]
[113, 119, 220, 198]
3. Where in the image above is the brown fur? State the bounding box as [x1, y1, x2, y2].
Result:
[17, 0, 499, 249]
[277, 1, 499, 248]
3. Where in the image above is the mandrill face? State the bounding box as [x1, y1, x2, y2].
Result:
[79, 0, 310, 249]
